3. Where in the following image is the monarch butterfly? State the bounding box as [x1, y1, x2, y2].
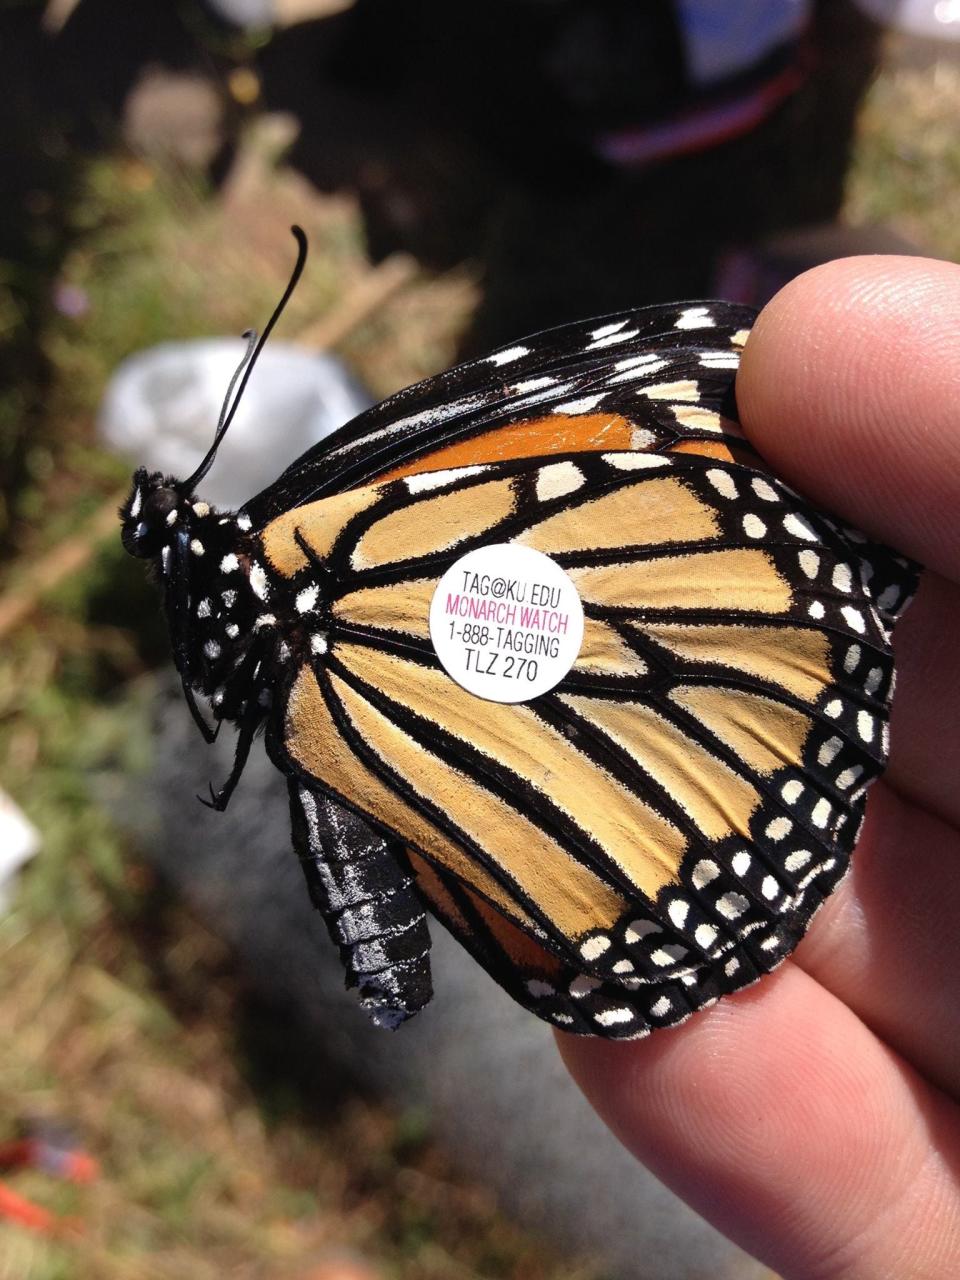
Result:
[121, 228, 917, 1039]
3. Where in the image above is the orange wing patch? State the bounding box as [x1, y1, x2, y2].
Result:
[409, 851, 566, 979]
[372, 412, 637, 484]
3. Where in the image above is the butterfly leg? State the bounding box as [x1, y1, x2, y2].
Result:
[287, 780, 434, 1028]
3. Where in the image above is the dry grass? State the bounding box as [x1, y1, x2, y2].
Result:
[846, 42, 960, 259]
[0, 123, 583, 1279]
[0, 887, 598, 1280]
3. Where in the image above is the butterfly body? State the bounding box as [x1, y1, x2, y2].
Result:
[121, 268, 918, 1039]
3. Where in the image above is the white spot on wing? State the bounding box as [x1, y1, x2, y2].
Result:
[766, 816, 792, 842]
[667, 900, 689, 928]
[190, 539, 204, 556]
[841, 605, 866, 634]
[604, 352, 671, 385]
[798, 549, 820, 579]
[129, 488, 142, 518]
[589, 319, 628, 340]
[487, 344, 530, 366]
[594, 1007, 635, 1027]
[706, 468, 738, 499]
[405, 465, 487, 494]
[296, 583, 320, 614]
[221, 553, 239, 573]
[716, 892, 749, 920]
[555, 394, 605, 415]
[511, 376, 555, 393]
[699, 352, 740, 369]
[691, 859, 719, 888]
[535, 461, 585, 501]
[837, 765, 863, 790]
[580, 936, 610, 961]
[650, 944, 688, 966]
[743, 514, 766, 538]
[784, 513, 818, 542]
[638, 379, 699, 402]
[236, 513, 252, 532]
[588, 327, 640, 349]
[812, 798, 832, 828]
[570, 975, 600, 997]
[864, 666, 882, 696]
[751, 478, 779, 502]
[249, 562, 270, 601]
[675, 306, 714, 330]
[624, 919, 660, 944]
[602, 452, 669, 470]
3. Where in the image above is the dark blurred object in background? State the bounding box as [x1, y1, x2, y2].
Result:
[0, 1, 883, 359]
[254, 0, 883, 347]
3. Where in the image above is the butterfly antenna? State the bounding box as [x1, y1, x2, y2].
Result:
[180, 225, 309, 494]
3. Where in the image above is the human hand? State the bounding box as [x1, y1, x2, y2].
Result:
[558, 256, 960, 1279]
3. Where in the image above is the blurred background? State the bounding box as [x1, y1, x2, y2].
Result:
[1, 1, 958, 1276]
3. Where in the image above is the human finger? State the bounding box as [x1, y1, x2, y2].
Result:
[558, 965, 960, 1280]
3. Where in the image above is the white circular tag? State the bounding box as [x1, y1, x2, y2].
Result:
[429, 543, 585, 703]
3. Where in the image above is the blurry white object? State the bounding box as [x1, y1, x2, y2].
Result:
[205, 0, 355, 26]
[853, 0, 960, 37]
[205, 0, 273, 24]
[674, 0, 813, 85]
[98, 339, 371, 510]
[0, 789, 40, 914]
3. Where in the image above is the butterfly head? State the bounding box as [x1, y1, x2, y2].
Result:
[120, 467, 197, 560]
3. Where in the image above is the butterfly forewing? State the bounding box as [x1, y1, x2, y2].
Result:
[243, 300, 758, 520]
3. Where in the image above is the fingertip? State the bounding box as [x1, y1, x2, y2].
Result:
[737, 255, 960, 579]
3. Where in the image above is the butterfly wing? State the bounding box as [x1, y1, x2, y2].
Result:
[266, 448, 917, 1037]
[242, 300, 758, 522]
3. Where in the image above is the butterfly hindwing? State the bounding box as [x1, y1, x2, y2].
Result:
[266, 446, 917, 1037]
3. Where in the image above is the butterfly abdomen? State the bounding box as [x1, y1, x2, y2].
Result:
[288, 781, 433, 1027]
